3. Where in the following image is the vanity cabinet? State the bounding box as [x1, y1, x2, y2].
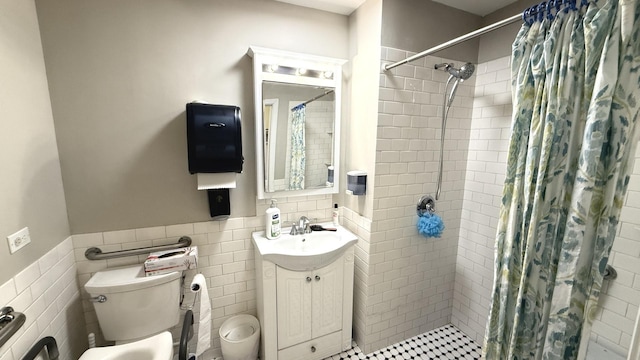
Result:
[254, 244, 354, 360]
[277, 260, 344, 349]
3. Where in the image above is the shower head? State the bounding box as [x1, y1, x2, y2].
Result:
[451, 63, 475, 80]
[434, 62, 475, 80]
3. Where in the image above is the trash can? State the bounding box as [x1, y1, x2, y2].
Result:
[219, 314, 260, 360]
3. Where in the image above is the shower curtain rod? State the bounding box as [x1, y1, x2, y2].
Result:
[291, 89, 335, 110]
[383, 13, 522, 71]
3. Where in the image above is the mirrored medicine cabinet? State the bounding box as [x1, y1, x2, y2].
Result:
[248, 46, 346, 199]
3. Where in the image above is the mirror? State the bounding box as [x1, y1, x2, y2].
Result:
[262, 82, 335, 192]
[248, 46, 346, 199]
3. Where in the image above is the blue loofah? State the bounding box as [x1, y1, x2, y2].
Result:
[417, 212, 444, 238]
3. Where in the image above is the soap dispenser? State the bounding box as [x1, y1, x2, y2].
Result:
[265, 200, 281, 239]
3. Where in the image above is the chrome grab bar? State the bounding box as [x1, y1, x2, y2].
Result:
[179, 310, 194, 360]
[85, 236, 192, 260]
[0, 306, 26, 348]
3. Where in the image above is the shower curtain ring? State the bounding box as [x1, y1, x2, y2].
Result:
[522, 7, 530, 24]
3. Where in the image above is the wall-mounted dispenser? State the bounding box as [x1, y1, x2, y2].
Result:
[186, 103, 243, 219]
[346, 171, 367, 195]
[187, 103, 243, 173]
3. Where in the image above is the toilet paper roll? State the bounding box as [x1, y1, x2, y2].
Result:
[197, 173, 237, 190]
[190, 273, 206, 293]
[191, 274, 211, 356]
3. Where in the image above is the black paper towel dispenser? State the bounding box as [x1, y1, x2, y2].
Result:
[186, 103, 243, 174]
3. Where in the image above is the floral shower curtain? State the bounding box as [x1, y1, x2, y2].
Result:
[289, 105, 306, 190]
[484, 1, 640, 359]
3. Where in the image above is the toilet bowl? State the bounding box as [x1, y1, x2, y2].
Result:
[84, 265, 181, 343]
[78, 331, 173, 360]
[219, 314, 260, 360]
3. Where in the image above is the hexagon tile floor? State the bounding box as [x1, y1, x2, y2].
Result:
[321, 324, 482, 360]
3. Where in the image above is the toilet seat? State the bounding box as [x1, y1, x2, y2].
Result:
[78, 331, 173, 360]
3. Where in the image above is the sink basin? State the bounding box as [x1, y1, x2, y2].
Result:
[252, 224, 358, 270]
[78, 332, 172, 360]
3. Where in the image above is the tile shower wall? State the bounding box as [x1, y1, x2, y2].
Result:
[72, 195, 334, 359]
[348, 46, 474, 354]
[340, 207, 374, 355]
[592, 154, 640, 355]
[451, 55, 512, 344]
[451, 55, 640, 357]
[0, 238, 87, 360]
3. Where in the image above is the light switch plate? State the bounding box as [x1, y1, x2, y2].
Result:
[7, 227, 31, 254]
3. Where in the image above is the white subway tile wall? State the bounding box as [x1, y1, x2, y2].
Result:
[349, 47, 475, 354]
[0, 238, 87, 360]
[340, 206, 373, 355]
[72, 195, 333, 359]
[451, 55, 640, 357]
[450, 56, 512, 344]
[593, 148, 640, 356]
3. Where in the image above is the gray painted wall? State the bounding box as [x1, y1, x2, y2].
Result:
[0, 0, 70, 284]
[35, 0, 349, 234]
[381, 0, 483, 63]
[478, 0, 539, 63]
[380, 0, 539, 65]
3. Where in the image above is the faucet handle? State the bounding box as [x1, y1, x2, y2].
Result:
[289, 222, 300, 235]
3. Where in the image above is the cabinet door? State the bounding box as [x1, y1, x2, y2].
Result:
[277, 267, 312, 349]
[312, 259, 344, 338]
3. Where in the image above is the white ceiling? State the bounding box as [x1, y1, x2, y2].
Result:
[274, 0, 367, 15]
[432, 0, 519, 16]
[274, 0, 518, 16]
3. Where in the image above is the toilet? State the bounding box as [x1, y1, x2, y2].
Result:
[84, 265, 181, 346]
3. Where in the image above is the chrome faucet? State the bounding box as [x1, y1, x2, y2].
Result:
[290, 216, 312, 235]
[299, 216, 312, 234]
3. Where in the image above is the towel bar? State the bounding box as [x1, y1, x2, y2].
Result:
[85, 236, 192, 260]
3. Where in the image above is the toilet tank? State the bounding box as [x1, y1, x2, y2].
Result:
[85, 265, 181, 342]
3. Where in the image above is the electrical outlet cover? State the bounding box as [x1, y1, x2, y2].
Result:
[7, 227, 31, 254]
